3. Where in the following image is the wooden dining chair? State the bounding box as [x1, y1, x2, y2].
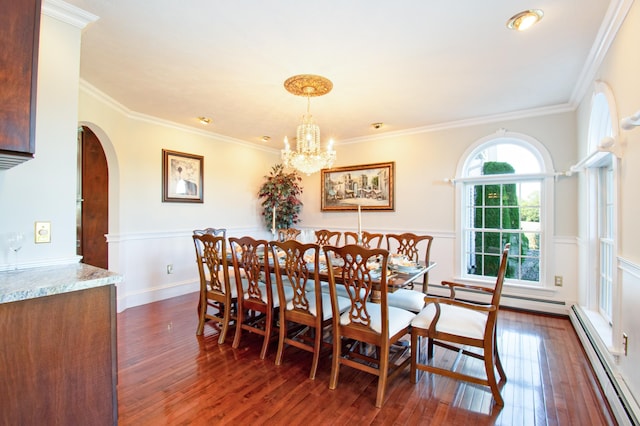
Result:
[314, 229, 342, 246]
[385, 233, 434, 312]
[269, 240, 351, 379]
[343, 231, 384, 248]
[192, 233, 235, 344]
[323, 244, 417, 408]
[229, 236, 293, 359]
[410, 244, 510, 406]
[277, 228, 301, 242]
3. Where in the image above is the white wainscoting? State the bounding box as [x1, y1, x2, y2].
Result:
[570, 256, 640, 426]
[107, 226, 262, 312]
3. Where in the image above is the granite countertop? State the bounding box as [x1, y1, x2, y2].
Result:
[0, 263, 122, 304]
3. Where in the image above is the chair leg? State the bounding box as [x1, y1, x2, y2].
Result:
[275, 310, 286, 366]
[259, 307, 273, 360]
[309, 326, 321, 380]
[494, 327, 507, 383]
[427, 337, 434, 360]
[232, 306, 244, 349]
[484, 344, 504, 406]
[329, 329, 341, 390]
[375, 343, 390, 408]
[410, 331, 419, 384]
[218, 302, 230, 344]
[196, 295, 206, 336]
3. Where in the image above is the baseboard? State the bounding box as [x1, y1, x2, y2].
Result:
[426, 283, 569, 315]
[116, 279, 198, 312]
[570, 305, 640, 426]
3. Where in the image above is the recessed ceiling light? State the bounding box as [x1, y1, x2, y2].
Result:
[371, 122, 383, 129]
[507, 9, 544, 31]
[261, 136, 271, 142]
[198, 116, 212, 125]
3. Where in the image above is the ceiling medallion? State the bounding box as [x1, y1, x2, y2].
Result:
[284, 74, 333, 97]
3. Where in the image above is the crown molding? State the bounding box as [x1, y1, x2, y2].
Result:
[340, 103, 575, 145]
[42, 0, 99, 29]
[569, 0, 634, 105]
[79, 79, 278, 154]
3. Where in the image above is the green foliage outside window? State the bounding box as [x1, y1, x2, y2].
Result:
[473, 162, 530, 277]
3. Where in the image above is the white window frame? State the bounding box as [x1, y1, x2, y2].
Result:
[454, 129, 556, 289]
[581, 81, 621, 351]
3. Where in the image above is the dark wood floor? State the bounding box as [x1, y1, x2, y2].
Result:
[116, 292, 616, 425]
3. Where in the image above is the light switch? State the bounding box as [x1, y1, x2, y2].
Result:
[35, 221, 51, 243]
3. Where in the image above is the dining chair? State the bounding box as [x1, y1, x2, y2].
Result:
[269, 240, 351, 379]
[410, 244, 510, 406]
[323, 244, 417, 408]
[385, 233, 434, 312]
[192, 233, 236, 344]
[314, 229, 342, 246]
[277, 228, 301, 242]
[229, 236, 293, 359]
[343, 231, 384, 248]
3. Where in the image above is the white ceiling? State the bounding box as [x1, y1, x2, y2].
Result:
[64, 0, 614, 148]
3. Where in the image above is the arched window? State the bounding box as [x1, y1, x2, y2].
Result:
[456, 130, 554, 287]
[584, 81, 620, 326]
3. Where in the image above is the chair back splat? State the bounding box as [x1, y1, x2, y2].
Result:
[385, 233, 434, 313]
[229, 236, 282, 359]
[192, 233, 235, 344]
[277, 228, 301, 242]
[269, 240, 350, 379]
[193, 227, 226, 237]
[323, 244, 416, 408]
[343, 231, 383, 248]
[314, 229, 342, 246]
[410, 243, 511, 406]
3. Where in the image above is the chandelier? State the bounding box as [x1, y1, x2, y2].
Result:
[281, 74, 337, 175]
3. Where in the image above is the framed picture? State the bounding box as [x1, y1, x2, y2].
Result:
[321, 161, 395, 211]
[162, 149, 204, 203]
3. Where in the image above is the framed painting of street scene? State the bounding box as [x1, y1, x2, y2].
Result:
[321, 162, 394, 211]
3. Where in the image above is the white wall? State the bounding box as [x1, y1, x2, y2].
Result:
[78, 85, 280, 310]
[0, 10, 83, 270]
[575, 0, 640, 407]
[299, 112, 579, 313]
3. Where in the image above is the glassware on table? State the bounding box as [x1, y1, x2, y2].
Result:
[7, 232, 24, 270]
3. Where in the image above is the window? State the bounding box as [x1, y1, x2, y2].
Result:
[598, 160, 614, 321]
[456, 131, 554, 287]
[585, 83, 619, 328]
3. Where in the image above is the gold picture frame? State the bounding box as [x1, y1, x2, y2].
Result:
[321, 162, 395, 211]
[162, 149, 204, 203]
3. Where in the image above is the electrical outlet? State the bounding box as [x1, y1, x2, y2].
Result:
[166, 264, 173, 274]
[554, 275, 563, 286]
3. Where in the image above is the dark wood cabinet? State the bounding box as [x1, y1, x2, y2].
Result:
[0, 0, 41, 168]
[0, 285, 118, 425]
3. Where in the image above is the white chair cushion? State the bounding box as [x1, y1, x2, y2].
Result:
[287, 292, 351, 321]
[240, 280, 293, 308]
[340, 303, 415, 335]
[411, 303, 488, 340]
[320, 282, 367, 300]
[386, 289, 425, 312]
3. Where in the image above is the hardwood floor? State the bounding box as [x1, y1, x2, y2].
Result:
[116, 292, 616, 425]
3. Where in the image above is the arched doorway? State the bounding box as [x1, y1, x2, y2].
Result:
[77, 125, 109, 269]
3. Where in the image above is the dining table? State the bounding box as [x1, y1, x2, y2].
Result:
[266, 248, 436, 304]
[316, 260, 436, 304]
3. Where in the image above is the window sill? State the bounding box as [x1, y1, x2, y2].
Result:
[581, 308, 613, 350]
